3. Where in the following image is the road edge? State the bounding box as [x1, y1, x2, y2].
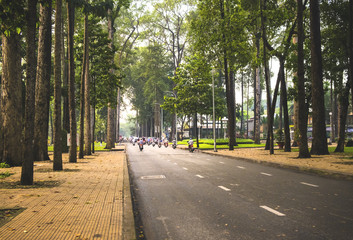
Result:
[122, 152, 137, 240]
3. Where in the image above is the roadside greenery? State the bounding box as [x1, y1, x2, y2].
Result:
[48, 142, 109, 152]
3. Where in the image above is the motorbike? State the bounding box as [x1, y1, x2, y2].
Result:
[172, 142, 177, 149]
[152, 142, 155, 147]
[158, 142, 162, 148]
[164, 142, 168, 148]
[188, 144, 194, 153]
[139, 142, 144, 151]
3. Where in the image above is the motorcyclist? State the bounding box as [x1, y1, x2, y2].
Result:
[172, 138, 177, 149]
[188, 138, 194, 151]
[139, 138, 144, 151]
[164, 138, 168, 147]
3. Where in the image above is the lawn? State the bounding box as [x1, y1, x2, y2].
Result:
[291, 145, 353, 156]
[177, 138, 266, 149]
[48, 142, 109, 152]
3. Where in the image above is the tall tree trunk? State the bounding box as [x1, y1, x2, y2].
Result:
[241, 73, 244, 136]
[116, 88, 121, 142]
[335, 79, 350, 152]
[53, 0, 63, 170]
[21, 0, 38, 185]
[1, 31, 23, 166]
[34, 0, 51, 162]
[220, 0, 236, 150]
[254, 35, 261, 144]
[247, 76, 249, 138]
[62, 12, 69, 135]
[261, 0, 273, 154]
[279, 57, 291, 152]
[330, 79, 334, 144]
[79, 31, 86, 159]
[310, 0, 329, 155]
[67, 0, 77, 163]
[292, 100, 299, 147]
[106, 8, 116, 149]
[92, 106, 95, 153]
[297, 0, 311, 158]
[84, 12, 91, 156]
[349, 0, 353, 144]
[0, 36, 2, 162]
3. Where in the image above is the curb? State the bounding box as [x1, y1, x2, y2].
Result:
[201, 150, 353, 181]
[122, 153, 137, 240]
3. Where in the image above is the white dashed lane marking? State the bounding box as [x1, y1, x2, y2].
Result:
[260, 206, 286, 216]
[260, 172, 273, 176]
[218, 186, 231, 192]
[196, 175, 205, 179]
[300, 182, 319, 188]
[183, 167, 188, 171]
[237, 166, 245, 169]
[219, 162, 225, 164]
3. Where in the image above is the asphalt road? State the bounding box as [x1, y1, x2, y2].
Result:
[127, 143, 353, 240]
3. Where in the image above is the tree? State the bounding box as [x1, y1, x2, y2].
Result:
[105, 0, 131, 149]
[0, 1, 25, 166]
[310, 0, 329, 155]
[190, 0, 250, 149]
[79, 10, 88, 159]
[296, 0, 310, 158]
[105, 6, 117, 149]
[163, 54, 226, 145]
[320, 0, 352, 153]
[146, 0, 191, 140]
[53, 0, 63, 170]
[220, 0, 237, 150]
[67, 0, 77, 163]
[84, 9, 91, 156]
[21, 0, 38, 185]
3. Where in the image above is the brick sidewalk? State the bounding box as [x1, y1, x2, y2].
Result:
[0, 150, 135, 240]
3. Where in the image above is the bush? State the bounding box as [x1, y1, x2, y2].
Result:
[0, 162, 10, 168]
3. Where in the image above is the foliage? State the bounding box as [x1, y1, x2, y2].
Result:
[275, 129, 284, 142]
[124, 44, 174, 125]
[0, 163, 10, 168]
[0, 0, 25, 36]
[0, 171, 12, 179]
[74, 15, 121, 108]
[162, 54, 226, 117]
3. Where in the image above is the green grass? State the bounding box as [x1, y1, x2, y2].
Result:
[195, 143, 266, 149]
[48, 142, 110, 152]
[0, 171, 12, 179]
[177, 138, 265, 149]
[291, 146, 353, 156]
[0, 163, 10, 168]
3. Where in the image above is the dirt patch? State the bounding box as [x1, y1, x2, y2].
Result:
[0, 208, 25, 228]
[0, 180, 61, 189]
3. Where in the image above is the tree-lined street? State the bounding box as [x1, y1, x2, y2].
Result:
[127, 144, 353, 239]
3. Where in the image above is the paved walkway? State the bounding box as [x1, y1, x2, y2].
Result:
[0, 148, 135, 240]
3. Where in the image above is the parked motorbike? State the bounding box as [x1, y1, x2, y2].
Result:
[139, 142, 143, 151]
[164, 142, 168, 148]
[158, 142, 162, 148]
[172, 142, 177, 149]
